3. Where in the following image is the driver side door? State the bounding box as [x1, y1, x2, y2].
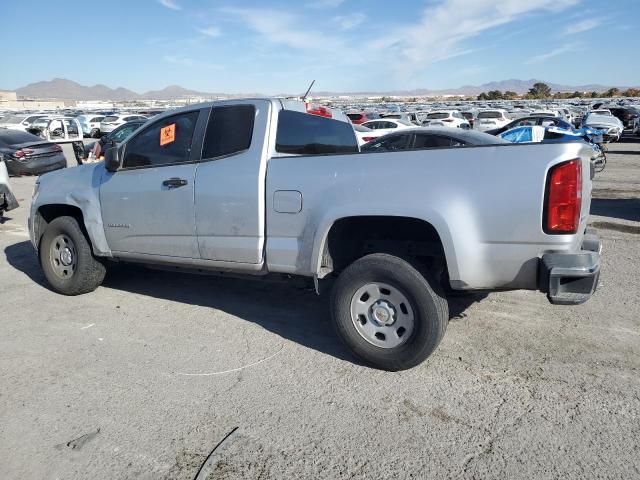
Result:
[100, 109, 205, 259]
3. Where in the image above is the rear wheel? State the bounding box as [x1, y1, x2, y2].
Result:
[40, 216, 106, 295]
[90, 128, 100, 138]
[330, 253, 448, 371]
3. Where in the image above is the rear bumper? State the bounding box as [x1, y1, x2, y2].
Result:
[5, 154, 67, 176]
[538, 228, 601, 305]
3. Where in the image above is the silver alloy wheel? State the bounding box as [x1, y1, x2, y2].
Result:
[49, 234, 77, 279]
[350, 282, 415, 348]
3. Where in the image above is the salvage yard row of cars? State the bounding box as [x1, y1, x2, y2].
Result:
[3, 95, 636, 369]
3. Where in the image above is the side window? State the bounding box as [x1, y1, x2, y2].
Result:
[202, 105, 255, 159]
[275, 110, 359, 155]
[122, 111, 199, 168]
[111, 124, 139, 143]
[412, 134, 453, 149]
[365, 134, 409, 151]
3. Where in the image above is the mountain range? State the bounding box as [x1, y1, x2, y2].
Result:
[3, 78, 632, 101]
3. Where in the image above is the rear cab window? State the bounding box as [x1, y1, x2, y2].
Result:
[202, 105, 255, 159]
[275, 110, 358, 156]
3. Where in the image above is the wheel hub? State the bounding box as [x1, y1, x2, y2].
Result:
[60, 247, 73, 266]
[350, 282, 415, 349]
[371, 300, 396, 326]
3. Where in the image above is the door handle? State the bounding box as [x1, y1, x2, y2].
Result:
[162, 177, 188, 188]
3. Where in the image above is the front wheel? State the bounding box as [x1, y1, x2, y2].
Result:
[39, 216, 106, 295]
[330, 254, 448, 371]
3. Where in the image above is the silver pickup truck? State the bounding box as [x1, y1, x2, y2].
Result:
[29, 99, 601, 370]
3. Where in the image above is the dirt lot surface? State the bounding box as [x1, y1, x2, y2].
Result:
[1, 138, 639, 479]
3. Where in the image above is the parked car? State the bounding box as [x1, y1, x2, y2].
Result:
[421, 110, 469, 128]
[461, 111, 477, 128]
[361, 118, 416, 136]
[361, 127, 506, 151]
[353, 124, 384, 146]
[76, 114, 105, 138]
[582, 113, 623, 142]
[29, 98, 601, 371]
[380, 112, 421, 125]
[484, 116, 574, 136]
[0, 129, 66, 176]
[0, 114, 50, 132]
[0, 154, 19, 216]
[346, 112, 379, 125]
[85, 120, 146, 161]
[27, 117, 83, 143]
[474, 110, 511, 132]
[607, 107, 640, 129]
[100, 114, 148, 134]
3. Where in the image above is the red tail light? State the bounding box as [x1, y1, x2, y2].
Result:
[362, 136, 377, 142]
[13, 150, 25, 158]
[305, 102, 332, 118]
[544, 159, 582, 234]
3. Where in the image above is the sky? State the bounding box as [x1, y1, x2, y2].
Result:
[1, 0, 638, 94]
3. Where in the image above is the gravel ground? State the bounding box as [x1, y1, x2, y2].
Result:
[1, 137, 639, 480]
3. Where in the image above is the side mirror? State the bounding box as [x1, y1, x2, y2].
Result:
[104, 146, 120, 172]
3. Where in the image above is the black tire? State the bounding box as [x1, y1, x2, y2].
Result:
[330, 253, 448, 371]
[90, 128, 100, 138]
[39, 216, 106, 295]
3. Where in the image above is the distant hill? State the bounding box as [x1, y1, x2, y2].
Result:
[13, 78, 217, 101]
[7, 77, 633, 100]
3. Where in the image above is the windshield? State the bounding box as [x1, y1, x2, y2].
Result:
[103, 116, 119, 122]
[427, 113, 449, 119]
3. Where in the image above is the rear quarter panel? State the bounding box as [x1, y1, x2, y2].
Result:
[265, 142, 593, 290]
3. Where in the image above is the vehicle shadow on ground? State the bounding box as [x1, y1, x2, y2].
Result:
[590, 198, 640, 222]
[5, 240, 489, 366]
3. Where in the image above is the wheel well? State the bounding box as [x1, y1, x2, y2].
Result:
[34, 204, 85, 249]
[321, 216, 447, 279]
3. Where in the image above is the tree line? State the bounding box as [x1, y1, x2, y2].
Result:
[476, 82, 640, 100]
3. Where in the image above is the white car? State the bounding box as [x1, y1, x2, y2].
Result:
[353, 124, 384, 146]
[76, 114, 105, 138]
[474, 110, 511, 132]
[28, 116, 83, 143]
[582, 113, 623, 142]
[100, 114, 147, 134]
[361, 118, 416, 136]
[0, 113, 50, 131]
[421, 110, 469, 128]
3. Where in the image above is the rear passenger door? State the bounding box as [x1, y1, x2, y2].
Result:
[194, 100, 270, 265]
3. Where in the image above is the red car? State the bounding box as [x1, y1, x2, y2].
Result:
[346, 112, 380, 125]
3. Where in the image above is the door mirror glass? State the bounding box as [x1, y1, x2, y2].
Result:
[104, 146, 120, 172]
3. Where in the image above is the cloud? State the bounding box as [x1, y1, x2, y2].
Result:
[525, 43, 579, 64]
[333, 13, 366, 30]
[564, 18, 600, 35]
[222, 8, 343, 51]
[197, 26, 222, 37]
[375, 0, 580, 74]
[158, 0, 181, 11]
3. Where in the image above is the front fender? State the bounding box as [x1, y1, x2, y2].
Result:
[30, 163, 111, 256]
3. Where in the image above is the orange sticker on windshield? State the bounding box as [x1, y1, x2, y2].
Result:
[160, 124, 176, 146]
